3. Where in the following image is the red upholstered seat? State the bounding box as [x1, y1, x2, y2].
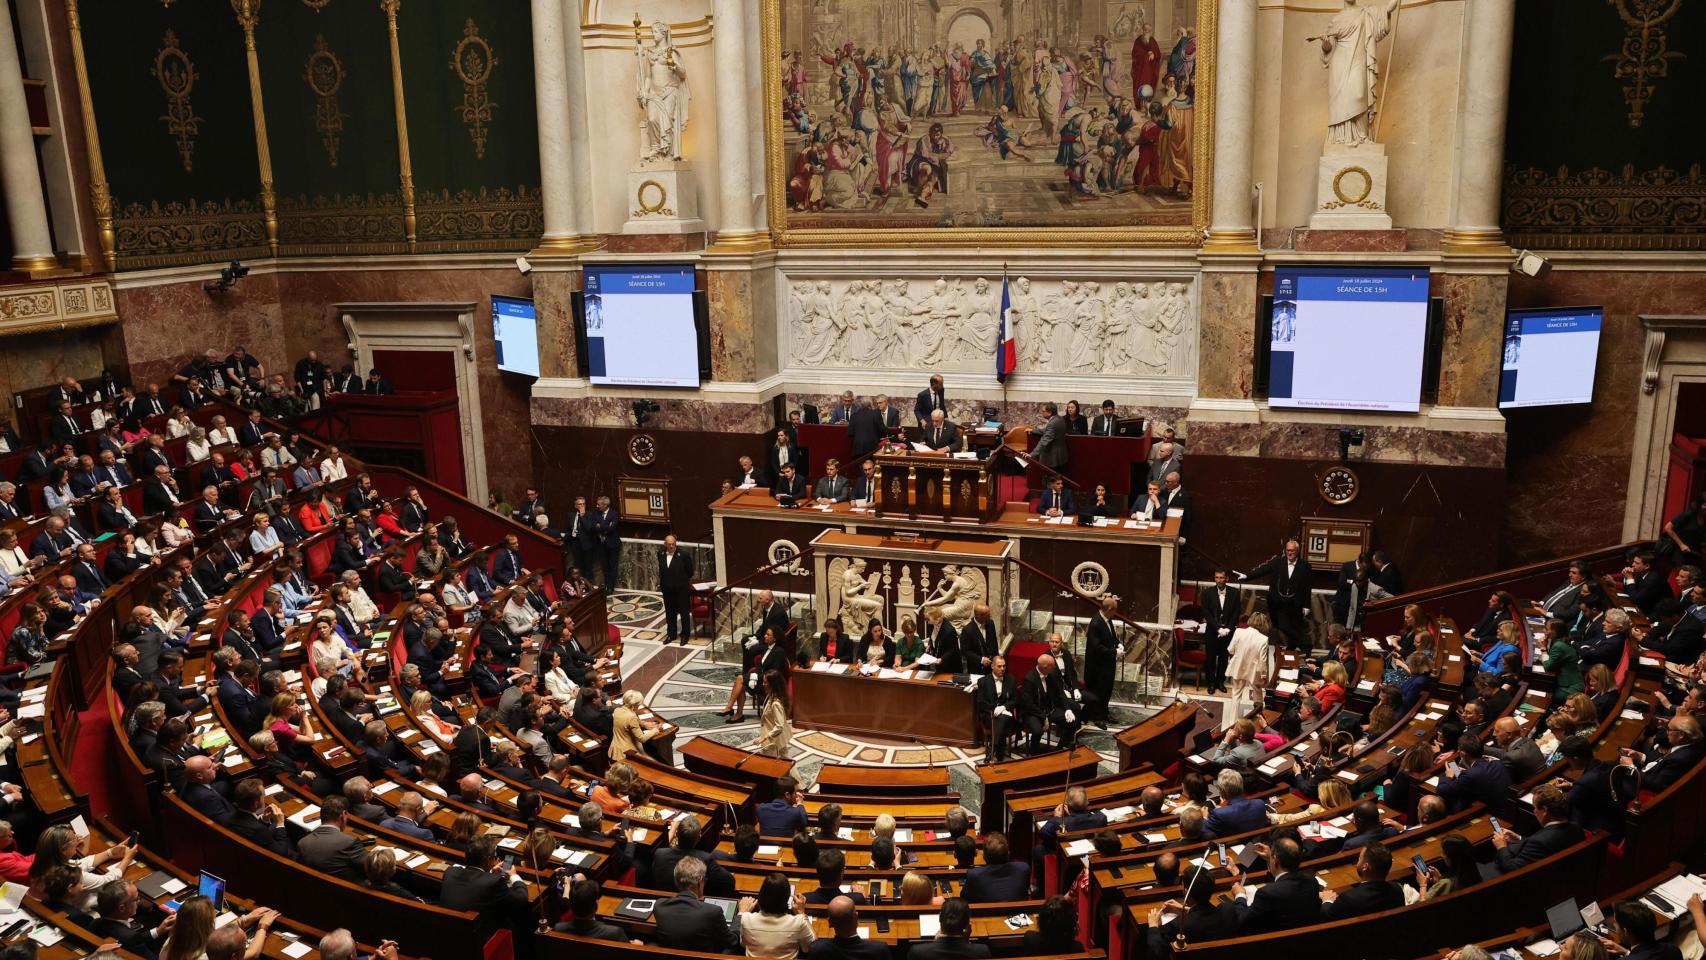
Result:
[1174, 602, 1207, 688]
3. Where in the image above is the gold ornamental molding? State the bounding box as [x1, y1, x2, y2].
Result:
[450, 18, 497, 160]
[0, 276, 120, 338]
[234, 0, 280, 257]
[381, 0, 417, 250]
[152, 30, 202, 172]
[305, 34, 348, 166]
[1503, 162, 1706, 251]
[756, 0, 1215, 248]
[1606, 0, 1683, 128]
[415, 185, 544, 252]
[63, 0, 116, 271]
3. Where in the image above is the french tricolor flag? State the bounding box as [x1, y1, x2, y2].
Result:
[996, 271, 1016, 383]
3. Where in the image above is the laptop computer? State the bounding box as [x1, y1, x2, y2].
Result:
[198, 871, 227, 913]
[704, 897, 739, 924]
[1545, 898, 1584, 941]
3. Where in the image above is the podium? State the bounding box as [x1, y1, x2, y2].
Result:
[872, 451, 991, 523]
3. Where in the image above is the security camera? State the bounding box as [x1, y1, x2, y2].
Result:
[632, 399, 661, 428]
[203, 259, 249, 295]
[515, 256, 532, 276]
[1510, 249, 1551, 279]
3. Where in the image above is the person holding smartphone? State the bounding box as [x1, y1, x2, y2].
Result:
[438, 835, 530, 933]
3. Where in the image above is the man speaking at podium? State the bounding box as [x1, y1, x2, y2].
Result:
[923, 410, 959, 454]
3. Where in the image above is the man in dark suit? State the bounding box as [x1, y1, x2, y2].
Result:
[659, 534, 694, 645]
[922, 409, 959, 453]
[1540, 562, 1591, 621]
[227, 778, 293, 857]
[907, 899, 991, 960]
[1370, 549, 1403, 596]
[49, 401, 82, 444]
[1436, 734, 1512, 815]
[1018, 654, 1079, 755]
[88, 881, 173, 960]
[554, 878, 631, 942]
[975, 656, 1017, 762]
[828, 391, 858, 424]
[960, 605, 998, 674]
[731, 457, 767, 489]
[1034, 476, 1075, 517]
[914, 374, 945, 427]
[1030, 402, 1069, 473]
[1243, 538, 1313, 651]
[71, 543, 108, 597]
[439, 836, 530, 932]
[650, 816, 736, 897]
[1205, 770, 1270, 838]
[182, 756, 236, 824]
[1232, 837, 1319, 933]
[562, 496, 597, 577]
[141, 466, 182, 515]
[771, 463, 807, 502]
[814, 459, 852, 503]
[961, 833, 1029, 903]
[450, 709, 496, 779]
[1621, 713, 1705, 792]
[1320, 841, 1404, 920]
[1200, 569, 1240, 694]
[1338, 799, 1399, 851]
[807, 897, 894, 960]
[1620, 550, 1669, 616]
[1492, 786, 1585, 874]
[874, 395, 903, 430]
[1089, 399, 1120, 436]
[590, 495, 621, 588]
[652, 855, 744, 953]
[1083, 597, 1121, 727]
[1331, 553, 1371, 628]
[297, 797, 367, 881]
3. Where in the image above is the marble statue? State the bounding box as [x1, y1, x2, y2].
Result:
[1313, 0, 1400, 147]
[838, 558, 885, 633]
[784, 274, 1195, 378]
[918, 564, 983, 629]
[636, 21, 690, 161]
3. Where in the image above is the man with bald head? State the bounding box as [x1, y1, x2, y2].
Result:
[806, 895, 893, 960]
[1018, 653, 1080, 755]
[182, 756, 236, 824]
[1485, 716, 1545, 782]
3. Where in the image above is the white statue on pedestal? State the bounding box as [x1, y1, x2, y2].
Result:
[1312, 0, 1400, 147]
[635, 20, 689, 162]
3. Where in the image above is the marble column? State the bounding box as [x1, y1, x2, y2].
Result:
[1442, 0, 1516, 254]
[531, 0, 595, 253]
[0, 0, 56, 273]
[1203, 0, 1256, 250]
[708, 0, 766, 249]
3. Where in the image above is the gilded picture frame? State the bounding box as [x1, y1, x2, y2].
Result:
[760, 0, 1216, 247]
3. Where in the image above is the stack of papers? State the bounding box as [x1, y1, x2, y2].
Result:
[1063, 839, 1096, 857]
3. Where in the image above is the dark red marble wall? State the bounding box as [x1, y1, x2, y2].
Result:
[1502, 269, 1702, 564]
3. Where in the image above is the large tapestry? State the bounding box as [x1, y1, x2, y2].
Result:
[1503, 0, 1706, 250]
[764, 0, 1211, 244]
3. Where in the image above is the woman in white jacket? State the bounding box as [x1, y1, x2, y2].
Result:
[1225, 611, 1274, 713]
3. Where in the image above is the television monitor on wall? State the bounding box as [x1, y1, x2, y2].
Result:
[490, 295, 540, 378]
[1266, 265, 1431, 413]
[1498, 306, 1603, 409]
[582, 263, 702, 388]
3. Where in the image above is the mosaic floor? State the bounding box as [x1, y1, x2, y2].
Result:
[606, 591, 1241, 815]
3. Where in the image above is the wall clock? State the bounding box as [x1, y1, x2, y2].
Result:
[628, 434, 658, 467]
[1318, 466, 1360, 505]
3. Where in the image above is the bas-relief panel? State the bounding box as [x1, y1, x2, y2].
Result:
[781, 273, 1197, 382]
[767, 0, 1208, 238]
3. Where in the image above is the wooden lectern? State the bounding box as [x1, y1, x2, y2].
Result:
[872, 451, 991, 523]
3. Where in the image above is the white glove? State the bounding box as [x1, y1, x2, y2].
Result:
[1218, 628, 1231, 638]
[747, 671, 759, 689]
[744, 637, 759, 649]
[1064, 710, 1076, 724]
[1236, 572, 1248, 581]
[1117, 644, 1126, 659]
[994, 706, 1009, 718]
[1073, 689, 1083, 702]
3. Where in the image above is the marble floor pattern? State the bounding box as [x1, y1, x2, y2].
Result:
[604, 591, 1241, 815]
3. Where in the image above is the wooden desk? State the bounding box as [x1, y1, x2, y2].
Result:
[1116, 700, 1201, 771]
[679, 737, 793, 805]
[978, 746, 1102, 833]
[791, 666, 977, 746]
[871, 450, 991, 522]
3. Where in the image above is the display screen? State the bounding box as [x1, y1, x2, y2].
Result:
[1267, 266, 1431, 412]
[491, 295, 540, 378]
[1498, 306, 1602, 409]
[584, 264, 701, 387]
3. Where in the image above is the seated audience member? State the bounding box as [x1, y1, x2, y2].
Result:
[1319, 841, 1404, 920]
[296, 796, 366, 881]
[1436, 734, 1512, 814]
[1485, 716, 1546, 782]
[653, 856, 743, 954]
[1607, 899, 1682, 960]
[1231, 837, 1319, 933]
[437, 836, 528, 932]
[962, 833, 1028, 903]
[1022, 896, 1083, 955]
[1340, 799, 1399, 851]
[907, 898, 989, 960]
[1146, 865, 1239, 955]
[805, 896, 892, 960]
[1492, 785, 1584, 874]
[553, 878, 635, 943]
[1035, 476, 1075, 518]
[1209, 719, 1266, 768]
[738, 872, 815, 958]
[1205, 769, 1268, 838]
[1620, 714, 1704, 791]
[650, 816, 736, 898]
[757, 775, 809, 837]
[803, 850, 864, 906]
